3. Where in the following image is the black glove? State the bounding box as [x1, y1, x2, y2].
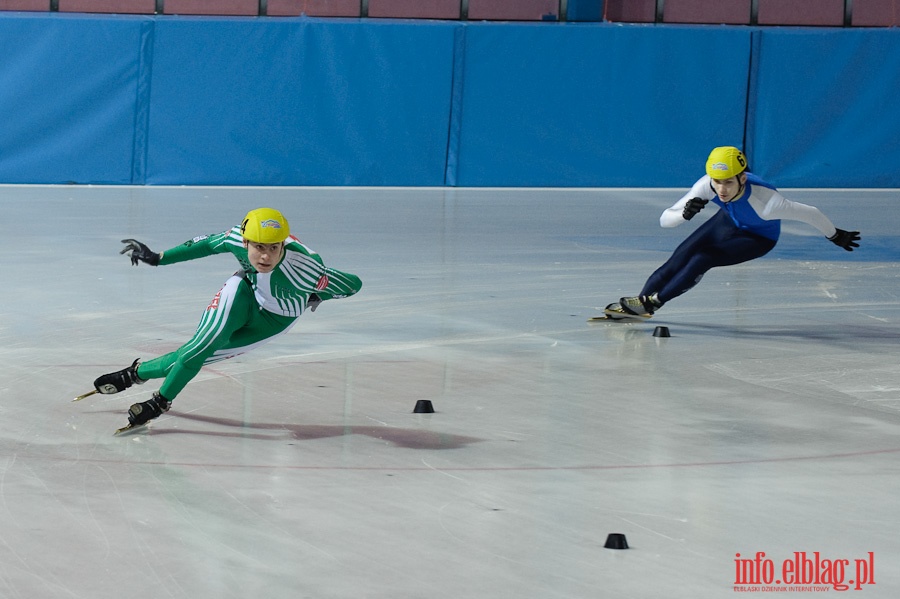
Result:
[120, 239, 161, 266]
[682, 197, 709, 220]
[307, 293, 322, 313]
[828, 229, 860, 252]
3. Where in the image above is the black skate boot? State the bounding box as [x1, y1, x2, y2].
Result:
[127, 392, 171, 427]
[619, 293, 664, 318]
[94, 359, 145, 394]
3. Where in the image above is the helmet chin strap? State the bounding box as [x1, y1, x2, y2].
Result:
[735, 172, 748, 198]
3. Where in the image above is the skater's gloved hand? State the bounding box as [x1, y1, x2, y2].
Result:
[307, 293, 322, 313]
[120, 239, 161, 266]
[828, 229, 860, 252]
[682, 197, 709, 221]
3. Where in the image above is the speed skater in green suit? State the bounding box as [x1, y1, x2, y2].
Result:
[90, 207, 362, 429]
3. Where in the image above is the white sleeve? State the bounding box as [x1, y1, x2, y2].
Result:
[660, 176, 716, 228]
[758, 191, 837, 237]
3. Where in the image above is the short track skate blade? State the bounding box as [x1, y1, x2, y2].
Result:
[72, 389, 99, 402]
[601, 310, 652, 321]
[114, 422, 148, 436]
[590, 313, 650, 323]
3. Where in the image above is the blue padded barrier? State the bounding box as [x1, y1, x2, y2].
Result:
[0, 14, 148, 184]
[747, 28, 900, 188]
[0, 14, 898, 187]
[453, 24, 750, 187]
[146, 18, 457, 186]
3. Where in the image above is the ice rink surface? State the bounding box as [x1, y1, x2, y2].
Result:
[1, 185, 899, 598]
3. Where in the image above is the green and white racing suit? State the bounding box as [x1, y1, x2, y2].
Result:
[136, 226, 361, 401]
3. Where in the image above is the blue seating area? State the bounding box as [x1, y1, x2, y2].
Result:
[1, 0, 897, 24]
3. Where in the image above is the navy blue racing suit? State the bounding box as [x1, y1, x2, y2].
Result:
[641, 173, 838, 304]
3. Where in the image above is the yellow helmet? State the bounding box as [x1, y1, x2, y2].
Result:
[705, 146, 747, 179]
[240, 208, 290, 244]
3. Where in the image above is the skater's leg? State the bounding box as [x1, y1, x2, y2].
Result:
[652, 252, 716, 302]
[623, 218, 723, 314]
[199, 310, 298, 364]
[639, 212, 730, 299]
[638, 211, 775, 304]
[97, 271, 298, 430]
[137, 275, 254, 400]
[655, 231, 776, 303]
[136, 277, 251, 398]
[155, 311, 296, 400]
[137, 275, 297, 401]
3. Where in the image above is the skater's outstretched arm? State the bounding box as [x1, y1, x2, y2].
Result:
[756, 191, 861, 250]
[121, 229, 238, 267]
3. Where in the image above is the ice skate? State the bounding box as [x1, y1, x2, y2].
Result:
[115, 391, 171, 435]
[93, 359, 145, 395]
[618, 293, 663, 318]
[592, 302, 651, 322]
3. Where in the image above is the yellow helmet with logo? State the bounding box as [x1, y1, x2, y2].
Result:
[705, 146, 747, 180]
[240, 208, 290, 244]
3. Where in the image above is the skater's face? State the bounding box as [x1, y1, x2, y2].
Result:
[710, 173, 746, 202]
[244, 240, 284, 273]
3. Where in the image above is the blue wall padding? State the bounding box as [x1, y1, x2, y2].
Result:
[455, 24, 750, 187]
[0, 13, 898, 188]
[131, 20, 155, 185]
[747, 28, 900, 188]
[443, 24, 468, 186]
[146, 19, 457, 186]
[0, 14, 146, 184]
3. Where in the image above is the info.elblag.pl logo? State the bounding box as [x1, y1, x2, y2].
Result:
[734, 552, 876, 592]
